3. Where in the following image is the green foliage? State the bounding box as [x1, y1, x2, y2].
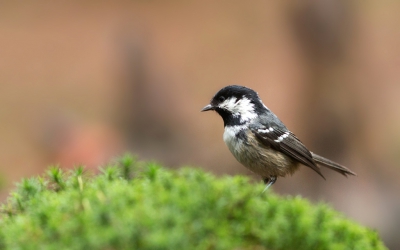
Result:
[0, 155, 386, 250]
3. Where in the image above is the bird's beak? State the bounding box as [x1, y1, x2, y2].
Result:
[201, 104, 215, 112]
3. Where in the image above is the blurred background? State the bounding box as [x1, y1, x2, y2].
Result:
[0, 1, 399, 248]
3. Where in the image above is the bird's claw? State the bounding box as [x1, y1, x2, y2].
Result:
[262, 176, 277, 193]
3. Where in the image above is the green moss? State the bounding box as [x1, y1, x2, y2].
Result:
[0, 154, 386, 250]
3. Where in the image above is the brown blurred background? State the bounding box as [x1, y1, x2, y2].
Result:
[0, 1, 399, 248]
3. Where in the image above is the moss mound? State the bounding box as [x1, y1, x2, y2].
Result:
[0, 155, 386, 250]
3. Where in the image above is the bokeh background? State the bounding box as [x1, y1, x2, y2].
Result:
[0, 1, 399, 248]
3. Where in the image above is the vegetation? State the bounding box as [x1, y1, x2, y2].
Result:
[0, 154, 386, 250]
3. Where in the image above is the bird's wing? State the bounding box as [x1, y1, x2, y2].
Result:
[252, 126, 325, 179]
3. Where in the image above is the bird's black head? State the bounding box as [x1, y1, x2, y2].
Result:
[201, 85, 268, 126]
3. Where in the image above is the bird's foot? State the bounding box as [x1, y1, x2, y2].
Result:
[262, 176, 277, 193]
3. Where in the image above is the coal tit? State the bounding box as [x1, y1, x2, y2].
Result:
[202, 85, 356, 190]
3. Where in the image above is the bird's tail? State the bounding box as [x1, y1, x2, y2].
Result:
[311, 152, 356, 177]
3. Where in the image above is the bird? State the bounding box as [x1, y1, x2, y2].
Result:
[201, 85, 356, 191]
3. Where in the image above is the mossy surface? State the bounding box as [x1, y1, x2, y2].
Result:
[0, 155, 386, 250]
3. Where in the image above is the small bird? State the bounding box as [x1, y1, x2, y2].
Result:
[201, 85, 356, 190]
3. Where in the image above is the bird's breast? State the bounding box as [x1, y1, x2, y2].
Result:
[223, 125, 298, 178]
[223, 126, 246, 156]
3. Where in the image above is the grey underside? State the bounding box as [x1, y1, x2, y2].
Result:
[224, 128, 355, 179]
[225, 129, 300, 178]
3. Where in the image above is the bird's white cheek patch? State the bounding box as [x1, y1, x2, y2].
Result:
[219, 97, 257, 122]
[235, 97, 257, 122]
[219, 97, 238, 115]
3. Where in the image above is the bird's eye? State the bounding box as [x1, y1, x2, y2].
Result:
[218, 96, 225, 102]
